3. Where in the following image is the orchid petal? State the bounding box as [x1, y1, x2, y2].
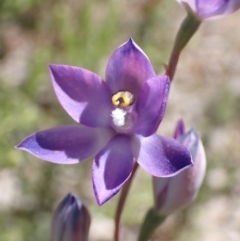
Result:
[49, 64, 112, 128]
[92, 135, 133, 205]
[132, 134, 193, 177]
[16, 125, 114, 164]
[177, 0, 240, 19]
[222, 0, 240, 16]
[105, 38, 156, 97]
[133, 75, 170, 137]
[197, 0, 230, 18]
[154, 141, 206, 215]
[153, 128, 206, 215]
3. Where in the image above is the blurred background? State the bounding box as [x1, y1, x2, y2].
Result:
[1, 0, 240, 240]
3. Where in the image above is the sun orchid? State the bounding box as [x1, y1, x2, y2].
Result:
[177, 0, 240, 20]
[153, 119, 206, 215]
[16, 39, 193, 205]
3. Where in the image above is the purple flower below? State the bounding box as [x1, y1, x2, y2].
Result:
[16, 39, 193, 205]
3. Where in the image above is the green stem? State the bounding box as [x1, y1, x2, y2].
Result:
[166, 13, 201, 81]
[137, 208, 166, 241]
[114, 162, 139, 241]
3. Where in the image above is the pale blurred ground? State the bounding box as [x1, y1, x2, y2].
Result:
[0, 1, 240, 241]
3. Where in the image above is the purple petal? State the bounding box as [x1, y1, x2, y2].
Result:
[49, 64, 112, 128]
[133, 75, 170, 137]
[177, 0, 240, 19]
[222, 0, 240, 16]
[16, 125, 114, 164]
[153, 130, 206, 215]
[105, 38, 156, 97]
[197, 0, 229, 18]
[92, 135, 133, 205]
[173, 119, 185, 139]
[132, 134, 193, 177]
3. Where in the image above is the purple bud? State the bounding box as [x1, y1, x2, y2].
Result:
[173, 119, 185, 139]
[52, 193, 91, 241]
[153, 121, 206, 215]
[177, 0, 240, 20]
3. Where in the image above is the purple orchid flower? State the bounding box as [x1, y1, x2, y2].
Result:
[16, 39, 193, 205]
[177, 0, 240, 20]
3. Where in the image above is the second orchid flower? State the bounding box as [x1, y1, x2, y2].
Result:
[177, 0, 240, 20]
[153, 120, 206, 215]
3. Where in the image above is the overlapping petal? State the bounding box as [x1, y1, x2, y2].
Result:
[16, 125, 114, 164]
[92, 135, 133, 205]
[153, 127, 206, 215]
[49, 64, 112, 128]
[105, 38, 156, 97]
[133, 75, 170, 137]
[132, 134, 193, 177]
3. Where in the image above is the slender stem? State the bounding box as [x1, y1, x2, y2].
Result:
[166, 13, 201, 81]
[114, 162, 139, 241]
[166, 50, 180, 82]
[137, 208, 166, 241]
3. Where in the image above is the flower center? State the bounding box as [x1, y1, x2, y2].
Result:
[111, 91, 134, 107]
[111, 108, 127, 127]
[110, 91, 135, 133]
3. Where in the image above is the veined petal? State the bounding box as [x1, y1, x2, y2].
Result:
[132, 134, 193, 177]
[16, 125, 114, 164]
[133, 75, 170, 137]
[49, 64, 112, 128]
[92, 135, 133, 205]
[105, 38, 156, 97]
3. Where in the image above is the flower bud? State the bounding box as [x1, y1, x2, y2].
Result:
[177, 0, 240, 20]
[153, 120, 206, 215]
[52, 193, 91, 241]
[173, 119, 185, 139]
